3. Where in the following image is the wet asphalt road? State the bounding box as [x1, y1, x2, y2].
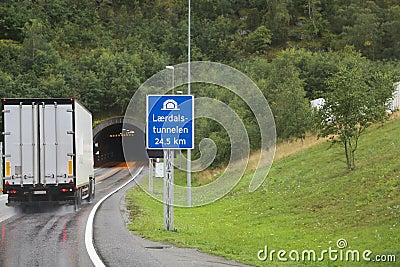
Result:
[0, 165, 251, 267]
[0, 166, 135, 267]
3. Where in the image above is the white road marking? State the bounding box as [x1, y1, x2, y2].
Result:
[85, 166, 143, 267]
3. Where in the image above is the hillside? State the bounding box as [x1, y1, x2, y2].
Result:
[1, 0, 400, 118]
[2, 1, 400, 156]
[126, 116, 400, 266]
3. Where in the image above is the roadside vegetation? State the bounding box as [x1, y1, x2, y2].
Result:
[1, 2, 400, 168]
[0, 1, 399, 265]
[127, 115, 400, 266]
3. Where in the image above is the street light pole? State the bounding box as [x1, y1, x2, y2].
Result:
[176, 90, 183, 168]
[166, 66, 175, 94]
[166, 65, 176, 167]
[187, 0, 192, 207]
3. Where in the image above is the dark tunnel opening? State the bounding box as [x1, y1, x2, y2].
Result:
[93, 123, 147, 167]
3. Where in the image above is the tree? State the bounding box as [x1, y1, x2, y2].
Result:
[266, 60, 312, 140]
[381, 5, 400, 59]
[249, 53, 312, 141]
[19, 19, 52, 73]
[245, 25, 272, 54]
[263, 0, 290, 44]
[303, 0, 329, 39]
[317, 49, 395, 170]
[331, 2, 385, 60]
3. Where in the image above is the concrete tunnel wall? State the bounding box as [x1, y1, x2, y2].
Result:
[92, 117, 147, 167]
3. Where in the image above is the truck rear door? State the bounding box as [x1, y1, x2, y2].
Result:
[3, 102, 39, 186]
[39, 102, 74, 185]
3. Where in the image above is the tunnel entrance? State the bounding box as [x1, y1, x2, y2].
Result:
[93, 118, 147, 167]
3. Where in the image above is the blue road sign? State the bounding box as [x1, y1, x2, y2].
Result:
[147, 95, 194, 149]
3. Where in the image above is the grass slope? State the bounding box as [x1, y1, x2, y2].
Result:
[126, 117, 400, 266]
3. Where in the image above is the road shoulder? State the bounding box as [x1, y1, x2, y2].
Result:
[93, 171, 252, 267]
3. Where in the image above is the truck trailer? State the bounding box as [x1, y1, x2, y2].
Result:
[1, 98, 95, 208]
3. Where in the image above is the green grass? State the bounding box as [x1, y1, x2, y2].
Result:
[126, 118, 400, 266]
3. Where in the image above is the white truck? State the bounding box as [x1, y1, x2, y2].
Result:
[1, 98, 95, 208]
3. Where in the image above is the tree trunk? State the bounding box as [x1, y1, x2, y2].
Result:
[349, 149, 355, 170]
[344, 139, 351, 169]
[343, 138, 356, 170]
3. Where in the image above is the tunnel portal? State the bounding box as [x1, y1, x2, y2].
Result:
[93, 118, 147, 167]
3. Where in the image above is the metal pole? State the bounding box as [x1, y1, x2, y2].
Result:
[166, 66, 175, 95]
[149, 158, 153, 193]
[166, 66, 176, 168]
[172, 69, 175, 165]
[187, 0, 192, 207]
[172, 67, 175, 95]
[180, 150, 182, 169]
[176, 90, 183, 169]
[163, 149, 174, 231]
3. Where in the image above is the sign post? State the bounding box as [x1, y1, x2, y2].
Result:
[146, 95, 194, 231]
[163, 149, 174, 231]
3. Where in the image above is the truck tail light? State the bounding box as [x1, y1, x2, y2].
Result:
[61, 188, 68, 193]
[5, 181, 9, 185]
[9, 190, 17, 194]
[69, 179, 73, 184]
